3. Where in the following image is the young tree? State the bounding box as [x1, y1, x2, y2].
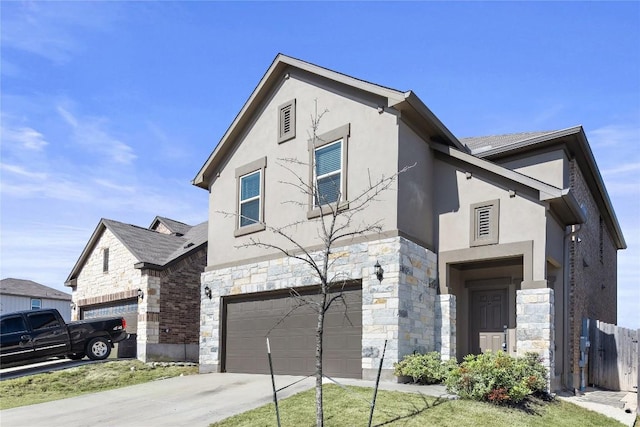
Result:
[227, 102, 413, 426]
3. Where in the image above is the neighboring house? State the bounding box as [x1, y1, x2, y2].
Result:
[0, 278, 72, 321]
[193, 54, 625, 391]
[65, 216, 207, 362]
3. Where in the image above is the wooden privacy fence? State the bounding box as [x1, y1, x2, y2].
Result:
[588, 319, 638, 392]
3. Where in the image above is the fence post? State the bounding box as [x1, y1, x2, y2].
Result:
[368, 339, 387, 427]
[267, 338, 281, 427]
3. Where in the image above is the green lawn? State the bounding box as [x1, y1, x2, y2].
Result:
[0, 360, 197, 409]
[211, 384, 625, 427]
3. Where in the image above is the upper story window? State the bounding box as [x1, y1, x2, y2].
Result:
[234, 157, 267, 237]
[103, 248, 109, 273]
[278, 99, 296, 143]
[308, 124, 350, 218]
[31, 298, 42, 310]
[470, 199, 500, 246]
[315, 140, 342, 205]
[240, 171, 261, 227]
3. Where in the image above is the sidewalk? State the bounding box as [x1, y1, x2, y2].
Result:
[554, 387, 636, 427]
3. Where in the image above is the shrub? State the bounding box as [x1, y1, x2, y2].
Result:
[445, 351, 547, 405]
[394, 352, 456, 384]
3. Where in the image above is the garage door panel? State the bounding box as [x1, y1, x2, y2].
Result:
[82, 299, 138, 334]
[225, 286, 362, 378]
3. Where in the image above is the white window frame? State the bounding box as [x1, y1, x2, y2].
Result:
[308, 124, 350, 219]
[314, 139, 343, 207]
[234, 157, 267, 237]
[239, 170, 262, 227]
[31, 298, 42, 310]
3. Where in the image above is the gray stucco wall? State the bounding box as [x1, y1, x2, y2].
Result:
[205, 70, 401, 269]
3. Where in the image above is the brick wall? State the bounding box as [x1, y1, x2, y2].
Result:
[568, 160, 618, 381]
[158, 248, 206, 345]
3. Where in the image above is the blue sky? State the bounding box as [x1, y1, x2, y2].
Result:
[1, 2, 638, 328]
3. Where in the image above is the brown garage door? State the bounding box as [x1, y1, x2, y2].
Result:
[224, 284, 362, 379]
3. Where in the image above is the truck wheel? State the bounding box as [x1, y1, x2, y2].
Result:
[86, 337, 111, 360]
[67, 353, 86, 360]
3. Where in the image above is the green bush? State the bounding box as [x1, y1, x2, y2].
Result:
[445, 351, 547, 405]
[394, 352, 457, 384]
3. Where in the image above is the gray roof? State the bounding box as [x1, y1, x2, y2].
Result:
[0, 278, 71, 300]
[66, 218, 208, 285]
[103, 219, 208, 267]
[461, 130, 558, 156]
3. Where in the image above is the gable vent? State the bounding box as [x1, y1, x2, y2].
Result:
[470, 200, 499, 247]
[476, 207, 491, 237]
[278, 99, 296, 143]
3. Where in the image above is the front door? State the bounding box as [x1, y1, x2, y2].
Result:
[471, 289, 507, 354]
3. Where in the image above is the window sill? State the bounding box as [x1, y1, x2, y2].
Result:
[307, 201, 350, 219]
[234, 222, 266, 237]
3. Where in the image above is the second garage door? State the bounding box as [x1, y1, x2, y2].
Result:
[224, 284, 362, 379]
[81, 298, 138, 358]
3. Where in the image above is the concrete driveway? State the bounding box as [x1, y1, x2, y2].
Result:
[0, 373, 316, 427]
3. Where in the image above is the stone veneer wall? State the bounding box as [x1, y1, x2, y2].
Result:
[435, 294, 456, 360]
[72, 228, 144, 320]
[200, 236, 438, 380]
[516, 288, 555, 391]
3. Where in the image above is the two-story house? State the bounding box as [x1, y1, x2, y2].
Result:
[193, 54, 625, 391]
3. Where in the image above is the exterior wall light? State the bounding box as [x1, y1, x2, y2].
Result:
[374, 261, 384, 282]
[137, 288, 144, 300]
[204, 285, 212, 300]
[70, 302, 76, 310]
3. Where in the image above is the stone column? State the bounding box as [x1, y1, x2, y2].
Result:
[516, 288, 555, 391]
[436, 294, 456, 361]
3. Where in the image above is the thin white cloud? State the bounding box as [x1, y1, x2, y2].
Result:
[0, 163, 48, 180]
[590, 124, 640, 147]
[57, 106, 137, 165]
[94, 178, 136, 193]
[1, 2, 120, 65]
[1, 126, 49, 151]
[601, 162, 640, 176]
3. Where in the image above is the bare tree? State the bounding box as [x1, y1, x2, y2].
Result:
[224, 101, 414, 426]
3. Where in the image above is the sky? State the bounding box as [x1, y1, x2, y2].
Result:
[1, 2, 638, 328]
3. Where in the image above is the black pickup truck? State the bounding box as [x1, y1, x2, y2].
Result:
[0, 308, 127, 367]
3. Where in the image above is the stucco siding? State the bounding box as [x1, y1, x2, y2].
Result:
[206, 71, 400, 268]
[435, 159, 547, 280]
[498, 148, 570, 189]
[397, 120, 435, 248]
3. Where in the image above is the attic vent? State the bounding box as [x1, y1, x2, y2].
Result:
[477, 208, 491, 237]
[470, 200, 499, 247]
[183, 242, 194, 249]
[278, 99, 296, 143]
[173, 232, 184, 237]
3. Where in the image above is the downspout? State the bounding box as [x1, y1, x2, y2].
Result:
[564, 224, 581, 391]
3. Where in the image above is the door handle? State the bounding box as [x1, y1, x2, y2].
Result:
[20, 335, 31, 342]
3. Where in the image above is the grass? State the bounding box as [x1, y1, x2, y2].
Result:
[0, 360, 197, 410]
[211, 384, 626, 427]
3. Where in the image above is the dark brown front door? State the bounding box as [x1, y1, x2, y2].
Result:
[471, 289, 507, 354]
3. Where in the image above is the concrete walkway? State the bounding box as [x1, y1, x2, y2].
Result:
[557, 387, 637, 427]
[0, 373, 636, 427]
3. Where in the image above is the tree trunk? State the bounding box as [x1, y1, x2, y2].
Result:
[315, 305, 325, 427]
